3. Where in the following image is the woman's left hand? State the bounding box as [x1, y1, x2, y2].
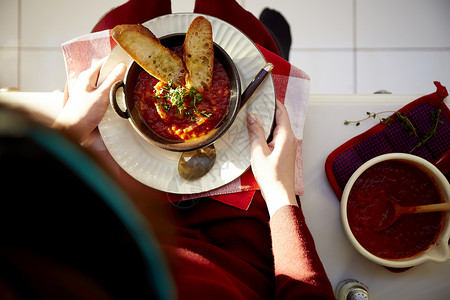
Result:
[246, 100, 298, 217]
[54, 58, 126, 142]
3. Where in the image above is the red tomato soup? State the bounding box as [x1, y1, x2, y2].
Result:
[347, 160, 444, 260]
[133, 57, 230, 142]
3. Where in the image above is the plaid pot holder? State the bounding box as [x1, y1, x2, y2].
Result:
[325, 81, 449, 200]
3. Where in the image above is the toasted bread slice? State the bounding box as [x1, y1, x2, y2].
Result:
[183, 16, 214, 92]
[111, 24, 186, 87]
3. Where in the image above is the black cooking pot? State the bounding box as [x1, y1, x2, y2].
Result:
[110, 33, 241, 152]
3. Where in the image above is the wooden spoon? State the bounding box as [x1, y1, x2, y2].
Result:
[375, 198, 450, 231]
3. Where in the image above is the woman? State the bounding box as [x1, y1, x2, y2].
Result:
[55, 55, 335, 299]
[1, 0, 335, 298]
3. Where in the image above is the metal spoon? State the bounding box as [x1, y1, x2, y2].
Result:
[375, 198, 450, 231]
[178, 63, 274, 180]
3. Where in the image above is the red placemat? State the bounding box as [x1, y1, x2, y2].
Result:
[325, 81, 449, 200]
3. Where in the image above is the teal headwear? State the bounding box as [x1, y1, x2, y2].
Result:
[0, 106, 175, 300]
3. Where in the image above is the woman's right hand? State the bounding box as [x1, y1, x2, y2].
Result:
[246, 100, 298, 217]
[54, 58, 126, 143]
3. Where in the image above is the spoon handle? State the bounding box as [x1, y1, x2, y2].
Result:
[434, 148, 450, 175]
[239, 63, 274, 110]
[414, 202, 450, 213]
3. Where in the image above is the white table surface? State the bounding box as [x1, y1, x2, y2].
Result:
[1, 92, 449, 299]
[303, 94, 450, 300]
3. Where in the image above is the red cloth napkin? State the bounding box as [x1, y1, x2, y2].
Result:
[61, 1, 310, 210]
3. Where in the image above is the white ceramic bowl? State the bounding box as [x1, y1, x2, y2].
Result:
[341, 153, 450, 268]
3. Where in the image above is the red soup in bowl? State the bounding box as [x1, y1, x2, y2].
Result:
[347, 159, 444, 260]
[110, 34, 241, 152]
[133, 47, 230, 142]
[341, 153, 450, 268]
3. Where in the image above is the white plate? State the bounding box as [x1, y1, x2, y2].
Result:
[98, 13, 275, 194]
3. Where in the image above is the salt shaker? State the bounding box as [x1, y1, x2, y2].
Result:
[335, 279, 372, 300]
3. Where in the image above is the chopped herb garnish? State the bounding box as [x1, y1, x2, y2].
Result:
[153, 82, 212, 121]
[200, 111, 212, 118]
[156, 102, 171, 113]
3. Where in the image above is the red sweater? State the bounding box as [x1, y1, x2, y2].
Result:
[90, 1, 334, 297]
[166, 192, 335, 299]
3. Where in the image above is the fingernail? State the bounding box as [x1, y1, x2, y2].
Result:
[115, 63, 126, 72]
[110, 63, 126, 79]
[247, 113, 256, 125]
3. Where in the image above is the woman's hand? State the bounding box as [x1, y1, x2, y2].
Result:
[246, 100, 298, 217]
[54, 58, 126, 143]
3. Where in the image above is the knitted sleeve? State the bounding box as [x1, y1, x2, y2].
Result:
[270, 205, 336, 300]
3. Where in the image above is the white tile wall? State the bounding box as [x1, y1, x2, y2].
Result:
[20, 0, 126, 48]
[0, 0, 19, 48]
[1, 0, 449, 94]
[290, 50, 354, 94]
[20, 49, 67, 92]
[357, 49, 450, 94]
[0, 0, 19, 90]
[244, 0, 354, 49]
[0, 49, 19, 89]
[354, 0, 450, 94]
[356, 0, 450, 48]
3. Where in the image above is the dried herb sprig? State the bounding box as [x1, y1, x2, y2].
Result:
[344, 111, 393, 126]
[409, 95, 445, 153]
[344, 111, 417, 137]
[344, 95, 446, 153]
